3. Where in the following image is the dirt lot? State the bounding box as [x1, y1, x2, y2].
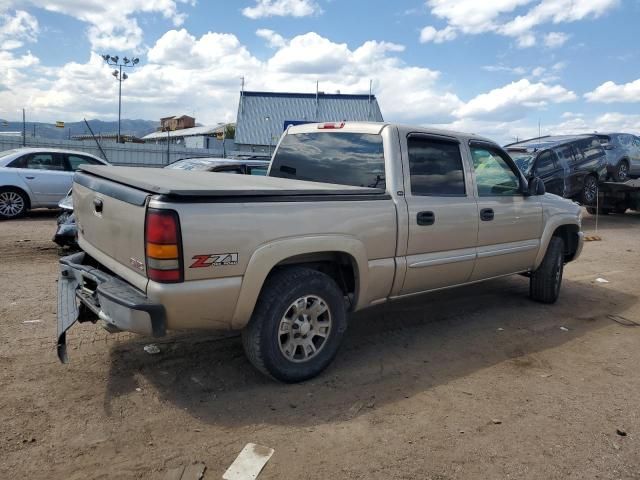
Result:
[1, 210, 640, 479]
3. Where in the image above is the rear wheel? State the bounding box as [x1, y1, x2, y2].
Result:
[581, 175, 598, 205]
[530, 236, 564, 304]
[612, 160, 629, 182]
[0, 188, 28, 220]
[242, 267, 348, 383]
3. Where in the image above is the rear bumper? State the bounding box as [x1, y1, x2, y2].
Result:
[57, 252, 166, 363]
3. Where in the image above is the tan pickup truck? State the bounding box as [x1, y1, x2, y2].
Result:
[57, 122, 584, 382]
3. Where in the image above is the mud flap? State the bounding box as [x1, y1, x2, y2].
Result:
[57, 268, 80, 363]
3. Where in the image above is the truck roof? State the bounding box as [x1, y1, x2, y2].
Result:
[286, 121, 499, 146]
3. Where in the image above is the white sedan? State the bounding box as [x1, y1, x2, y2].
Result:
[0, 148, 109, 219]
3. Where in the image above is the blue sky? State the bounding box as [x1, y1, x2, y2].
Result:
[1, 0, 639, 143]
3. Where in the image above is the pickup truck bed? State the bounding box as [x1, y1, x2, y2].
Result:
[78, 165, 387, 198]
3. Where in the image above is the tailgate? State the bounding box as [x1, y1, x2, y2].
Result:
[73, 172, 150, 291]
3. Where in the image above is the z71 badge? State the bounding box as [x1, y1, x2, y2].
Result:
[190, 253, 239, 268]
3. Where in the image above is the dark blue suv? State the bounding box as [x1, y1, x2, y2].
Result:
[506, 135, 608, 205]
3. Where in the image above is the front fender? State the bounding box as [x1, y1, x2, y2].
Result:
[230, 235, 369, 329]
[533, 214, 581, 269]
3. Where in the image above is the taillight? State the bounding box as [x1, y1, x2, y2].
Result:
[145, 209, 183, 283]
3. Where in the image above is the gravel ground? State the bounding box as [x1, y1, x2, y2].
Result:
[1, 209, 639, 479]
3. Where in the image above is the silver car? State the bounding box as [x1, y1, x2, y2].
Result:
[597, 133, 640, 182]
[0, 148, 109, 219]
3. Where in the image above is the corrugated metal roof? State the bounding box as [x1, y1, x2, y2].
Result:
[142, 125, 222, 141]
[234, 91, 384, 146]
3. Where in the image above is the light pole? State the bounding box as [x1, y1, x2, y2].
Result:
[102, 54, 139, 143]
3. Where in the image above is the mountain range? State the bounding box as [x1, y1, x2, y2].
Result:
[0, 119, 159, 140]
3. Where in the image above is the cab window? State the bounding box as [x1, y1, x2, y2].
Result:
[407, 136, 465, 196]
[470, 144, 521, 196]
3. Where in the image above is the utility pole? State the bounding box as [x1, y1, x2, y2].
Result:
[167, 128, 170, 165]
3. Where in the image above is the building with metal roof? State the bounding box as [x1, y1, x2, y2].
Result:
[234, 91, 384, 153]
[141, 124, 232, 149]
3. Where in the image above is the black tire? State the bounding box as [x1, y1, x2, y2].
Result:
[0, 187, 28, 220]
[612, 160, 629, 182]
[242, 267, 348, 383]
[581, 175, 598, 205]
[530, 236, 564, 304]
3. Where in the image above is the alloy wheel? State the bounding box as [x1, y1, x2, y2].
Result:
[0, 191, 25, 218]
[278, 295, 332, 363]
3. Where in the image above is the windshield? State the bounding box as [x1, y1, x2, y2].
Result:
[509, 151, 536, 174]
[270, 132, 386, 189]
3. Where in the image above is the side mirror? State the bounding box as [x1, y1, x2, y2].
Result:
[528, 176, 546, 196]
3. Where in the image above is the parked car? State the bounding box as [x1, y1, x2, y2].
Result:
[0, 148, 108, 219]
[57, 122, 583, 383]
[52, 157, 271, 247]
[165, 157, 270, 175]
[506, 135, 607, 205]
[595, 133, 640, 182]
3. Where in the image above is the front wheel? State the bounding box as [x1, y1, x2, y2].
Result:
[0, 188, 28, 220]
[530, 236, 564, 304]
[242, 267, 348, 383]
[581, 175, 598, 205]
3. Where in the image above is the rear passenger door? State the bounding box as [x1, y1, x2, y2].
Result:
[15, 152, 72, 205]
[554, 145, 579, 198]
[400, 134, 479, 295]
[469, 142, 543, 281]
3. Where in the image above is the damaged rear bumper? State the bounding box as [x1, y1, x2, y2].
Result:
[57, 251, 166, 363]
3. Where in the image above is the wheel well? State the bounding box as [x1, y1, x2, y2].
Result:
[270, 252, 358, 309]
[0, 186, 31, 209]
[552, 225, 580, 262]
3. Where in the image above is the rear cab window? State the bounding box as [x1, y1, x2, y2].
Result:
[407, 135, 465, 196]
[270, 132, 386, 189]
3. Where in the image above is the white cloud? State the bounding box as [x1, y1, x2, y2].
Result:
[419, 25, 457, 43]
[256, 29, 287, 48]
[0, 10, 38, 50]
[421, 0, 618, 48]
[454, 79, 576, 120]
[585, 78, 640, 103]
[483, 64, 527, 75]
[242, 0, 321, 19]
[1, 1, 193, 50]
[0, 30, 460, 125]
[544, 31, 569, 48]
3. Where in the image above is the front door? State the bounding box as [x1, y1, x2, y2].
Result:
[469, 142, 543, 281]
[400, 133, 478, 295]
[533, 149, 565, 197]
